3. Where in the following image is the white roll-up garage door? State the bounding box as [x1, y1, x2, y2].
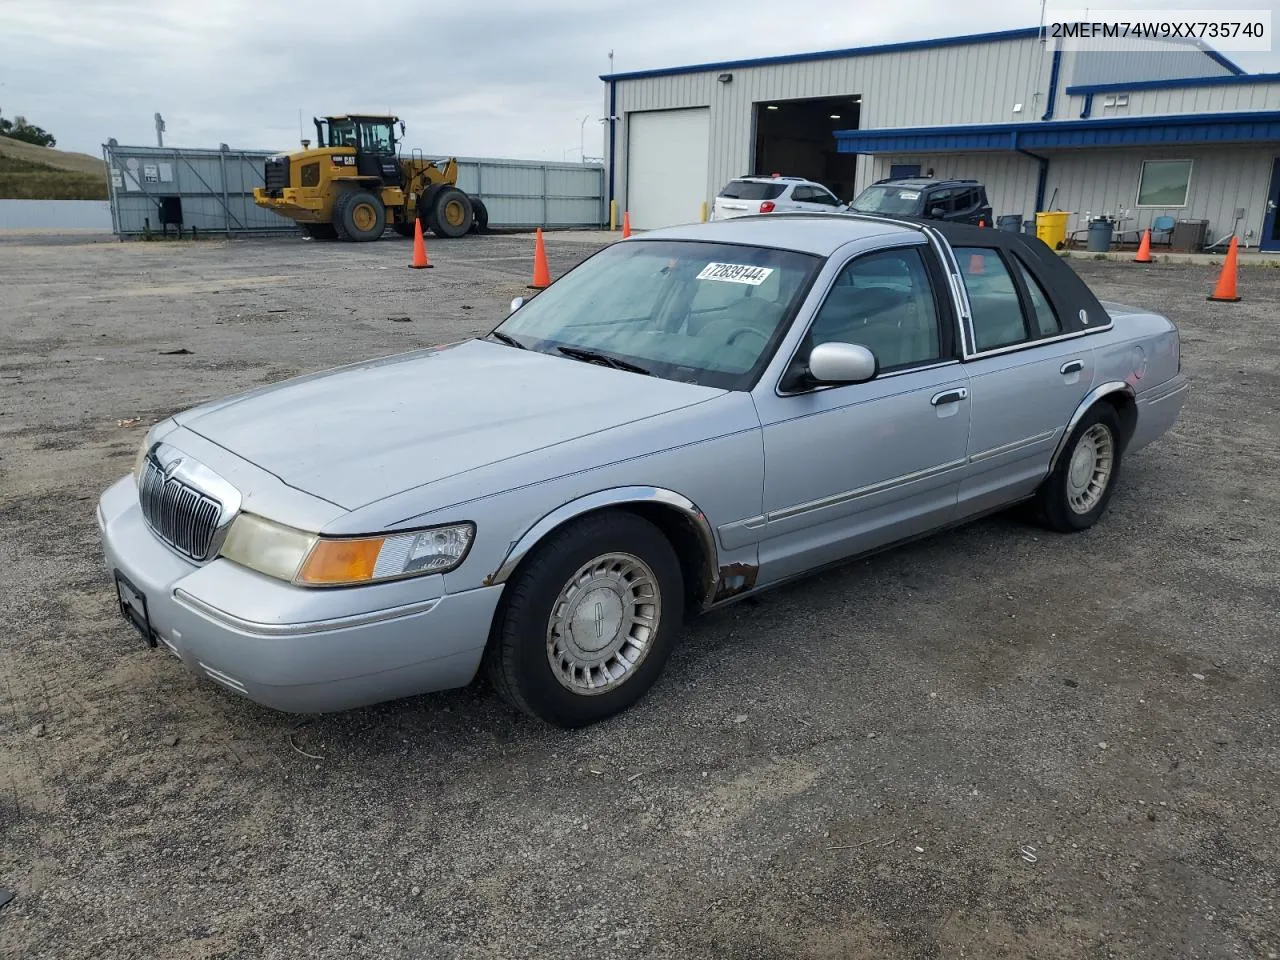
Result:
[626, 108, 710, 230]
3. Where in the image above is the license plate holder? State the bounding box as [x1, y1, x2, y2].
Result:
[114, 571, 157, 648]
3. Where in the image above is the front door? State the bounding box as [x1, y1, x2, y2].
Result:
[746, 243, 971, 586]
[1261, 158, 1280, 253]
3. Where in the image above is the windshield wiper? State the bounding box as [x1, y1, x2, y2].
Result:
[486, 330, 527, 349]
[556, 345, 652, 376]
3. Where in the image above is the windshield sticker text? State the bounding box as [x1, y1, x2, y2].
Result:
[696, 263, 774, 285]
[897, 190, 921, 200]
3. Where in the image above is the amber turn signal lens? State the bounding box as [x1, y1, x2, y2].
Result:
[297, 537, 385, 586]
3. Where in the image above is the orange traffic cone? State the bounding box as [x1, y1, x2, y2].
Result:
[1207, 236, 1241, 302]
[978, 218, 985, 229]
[621, 211, 632, 238]
[1134, 228, 1153, 263]
[408, 218, 431, 269]
[529, 227, 551, 290]
[968, 252, 984, 274]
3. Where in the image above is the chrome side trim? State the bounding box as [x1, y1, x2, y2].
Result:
[174, 589, 442, 637]
[766, 458, 968, 524]
[921, 223, 975, 355]
[1047, 381, 1135, 473]
[487, 487, 720, 605]
[963, 322, 1115, 362]
[1139, 378, 1189, 405]
[969, 430, 1057, 464]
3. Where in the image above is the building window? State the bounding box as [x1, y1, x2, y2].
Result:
[1136, 159, 1192, 207]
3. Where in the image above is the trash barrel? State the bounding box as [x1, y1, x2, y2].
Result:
[1035, 211, 1070, 250]
[1086, 218, 1114, 252]
[997, 215, 1023, 233]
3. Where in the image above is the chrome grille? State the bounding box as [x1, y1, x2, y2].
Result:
[138, 458, 223, 561]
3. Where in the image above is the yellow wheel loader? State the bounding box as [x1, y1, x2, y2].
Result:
[251, 115, 488, 242]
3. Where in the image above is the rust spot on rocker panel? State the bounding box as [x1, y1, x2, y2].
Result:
[714, 562, 759, 601]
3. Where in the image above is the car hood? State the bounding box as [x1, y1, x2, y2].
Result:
[178, 339, 724, 510]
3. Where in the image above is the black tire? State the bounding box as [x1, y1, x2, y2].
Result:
[332, 189, 386, 242]
[485, 511, 685, 727]
[470, 197, 489, 234]
[302, 223, 338, 240]
[1035, 403, 1124, 533]
[427, 186, 473, 238]
[390, 221, 416, 239]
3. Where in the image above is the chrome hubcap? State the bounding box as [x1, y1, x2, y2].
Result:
[1066, 423, 1115, 514]
[546, 552, 661, 695]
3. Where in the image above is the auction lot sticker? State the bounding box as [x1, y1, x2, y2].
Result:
[697, 262, 774, 285]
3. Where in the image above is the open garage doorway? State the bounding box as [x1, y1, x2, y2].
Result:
[753, 96, 861, 202]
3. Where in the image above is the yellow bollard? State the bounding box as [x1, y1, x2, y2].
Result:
[609, 200, 618, 232]
[700, 201, 708, 223]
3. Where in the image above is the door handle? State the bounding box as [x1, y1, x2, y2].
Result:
[1060, 359, 1084, 375]
[931, 388, 968, 406]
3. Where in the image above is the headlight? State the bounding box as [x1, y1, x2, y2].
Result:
[219, 515, 474, 587]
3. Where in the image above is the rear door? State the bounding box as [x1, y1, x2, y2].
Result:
[952, 244, 1095, 517]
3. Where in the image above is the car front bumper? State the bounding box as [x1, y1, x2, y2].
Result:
[96, 476, 502, 713]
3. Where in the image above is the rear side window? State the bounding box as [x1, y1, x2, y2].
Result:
[1013, 258, 1062, 337]
[719, 181, 785, 200]
[955, 247, 1030, 352]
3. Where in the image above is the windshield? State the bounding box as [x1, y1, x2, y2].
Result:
[850, 184, 924, 215]
[326, 119, 358, 148]
[493, 240, 821, 389]
[719, 181, 785, 200]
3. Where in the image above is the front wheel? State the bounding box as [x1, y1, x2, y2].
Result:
[1035, 403, 1124, 532]
[486, 512, 684, 727]
[427, 186, 473, 238]
[333, 190, 386, 242]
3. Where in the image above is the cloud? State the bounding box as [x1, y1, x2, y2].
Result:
[1, 0, 1275, 159]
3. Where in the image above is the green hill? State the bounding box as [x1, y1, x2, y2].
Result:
[0, 136, 108, 200]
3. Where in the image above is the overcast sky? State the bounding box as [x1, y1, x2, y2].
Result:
[1, 0, 1276, 160]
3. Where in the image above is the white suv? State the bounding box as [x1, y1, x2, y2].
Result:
[711, 176, 846, 220]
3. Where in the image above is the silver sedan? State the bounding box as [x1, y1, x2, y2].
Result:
[98, 214, 1188, 726]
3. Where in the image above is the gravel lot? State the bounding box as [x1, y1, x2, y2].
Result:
[0, 232, 1276, 960]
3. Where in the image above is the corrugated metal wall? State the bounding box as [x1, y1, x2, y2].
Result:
[104, 144, 289, 236]
[452, 158, 604, 228]
[1063, 81, 1280, 121]
[865, 153, 1043, 220]
[611, 34, 1055, 213]
[1043, 146, 1276, 245]
[104, 145, 605, 236]
[0, 199, 113, 230]
[1066, 40, 1234, 86]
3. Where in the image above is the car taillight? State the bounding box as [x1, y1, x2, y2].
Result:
[760, 201, 776, 213]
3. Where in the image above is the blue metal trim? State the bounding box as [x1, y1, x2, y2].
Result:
[1066, 72, 1280, 95]
[1041, 47, 1063, 121]
[598, 26, 1042, 81]
[1079, 92, 1094, 119]
[1202, 48, 1246, 76]
[834, 111, 1280, 153]
[607, 81, 617, 213]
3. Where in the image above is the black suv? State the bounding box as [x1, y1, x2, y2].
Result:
[848, 178, 993, 226]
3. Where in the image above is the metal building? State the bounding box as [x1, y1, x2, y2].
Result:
[602, 27, 1280, 252]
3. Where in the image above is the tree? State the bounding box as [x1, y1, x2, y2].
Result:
[0, 109, 56, 148]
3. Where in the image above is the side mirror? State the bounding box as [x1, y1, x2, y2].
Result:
[807, 342, 877, 384]
[509, 296, 525, 314]
[929, 206, 946, 218]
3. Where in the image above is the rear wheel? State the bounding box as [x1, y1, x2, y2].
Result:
[427, 186, 473, 238]
[333, 190, 386, 242]
[486, 511, 684, 727]
[1035, 403, 1124, 532]
[470, 197, 489, 234]
[301, 223, 338, 240]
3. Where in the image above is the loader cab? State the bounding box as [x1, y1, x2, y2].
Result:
[314, 115, 404, 184]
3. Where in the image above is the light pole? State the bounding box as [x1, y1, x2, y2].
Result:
[579, 115, 591, 163]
